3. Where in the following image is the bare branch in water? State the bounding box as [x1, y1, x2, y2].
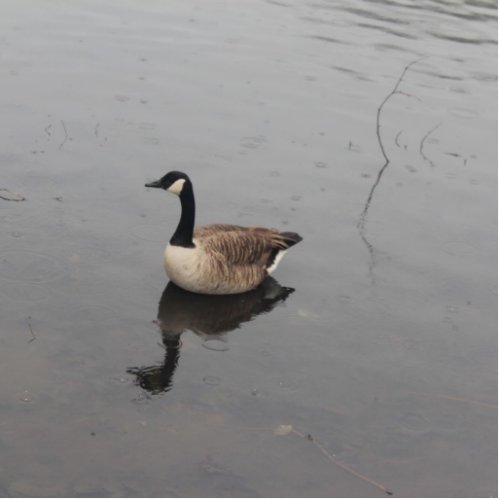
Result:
[375, 57, 425, 164]
[357, 58, 426, 281]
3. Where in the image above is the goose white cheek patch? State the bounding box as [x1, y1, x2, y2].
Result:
[167, 178, 186, 195]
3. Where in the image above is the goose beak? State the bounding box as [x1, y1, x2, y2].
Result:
[145, 179, 162, 188]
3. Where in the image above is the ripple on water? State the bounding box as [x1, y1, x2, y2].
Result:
[130, 224, 167, 242]
[0, 250, 66, 283]
[0, 282, 49, 301]
[202, 338, 229, 352]
[203, 375, 222, 386]
[398, 411, 431, 434]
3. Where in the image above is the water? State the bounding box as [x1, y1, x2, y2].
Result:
[0, 0, 496, 496]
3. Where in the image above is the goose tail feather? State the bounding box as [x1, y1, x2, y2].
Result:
[279, 231, 303, 248]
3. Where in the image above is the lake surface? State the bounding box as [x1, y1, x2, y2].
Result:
[0, 0, 496, 496]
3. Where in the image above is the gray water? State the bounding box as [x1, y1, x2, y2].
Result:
[0, 0, 497, 497]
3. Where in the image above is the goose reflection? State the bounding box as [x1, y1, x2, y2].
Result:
[127, 277, 294, 395]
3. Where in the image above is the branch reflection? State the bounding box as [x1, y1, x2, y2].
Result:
[127, 278, 294, 395]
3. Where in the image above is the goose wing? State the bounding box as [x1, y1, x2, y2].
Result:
[194, 224, 288, 267]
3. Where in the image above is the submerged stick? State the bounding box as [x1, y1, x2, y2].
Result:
[0, 188, 26, 202]
[27, 316, 36, 343]
[290, 427, 393, 495]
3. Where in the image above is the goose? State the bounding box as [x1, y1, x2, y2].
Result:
[145, 171, 302, 295]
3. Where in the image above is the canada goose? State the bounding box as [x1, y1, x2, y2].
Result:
[127, 278, 294, 394]
[145, 171, 302, 295]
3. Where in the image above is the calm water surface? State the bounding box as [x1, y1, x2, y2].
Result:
[0, 0, 496, 496]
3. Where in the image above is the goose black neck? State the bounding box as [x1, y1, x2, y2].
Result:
[170, 181, 195, 248]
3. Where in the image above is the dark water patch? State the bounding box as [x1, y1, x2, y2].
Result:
[305, 34, 345, 44]
[266, 0, 292, 7]
[366, 0, 498, 23]
[428, 31, 497, 45]
[300, 15, 337, 26]
[373, 42, 414, 53]
[471, 71, 497, 82]
[338, 5, 411, 25]
[420, 69, 464, 81]
[356, 22, 419, 39]
[330, 65, 373, 82]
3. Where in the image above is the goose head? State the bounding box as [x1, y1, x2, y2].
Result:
[145, 171, 191, 196]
